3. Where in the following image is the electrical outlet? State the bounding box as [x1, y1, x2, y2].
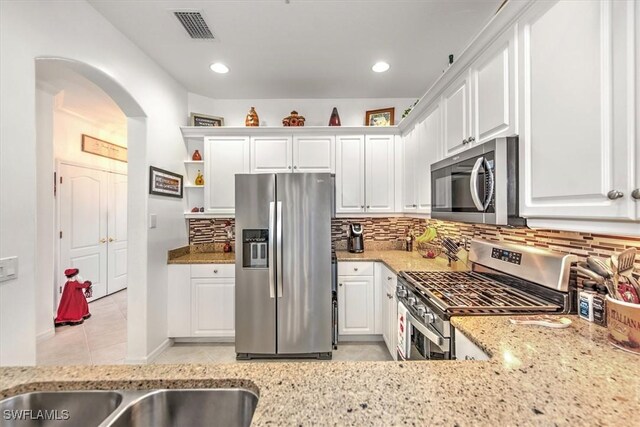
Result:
[0, 256, 18, 283]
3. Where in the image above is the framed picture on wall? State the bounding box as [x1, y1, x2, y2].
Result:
[365, 108, 395, 127]
[190, 112, 224, 127]
[149, 166, 183, 198]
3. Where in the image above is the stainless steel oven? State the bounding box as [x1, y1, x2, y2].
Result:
[430, 137, 524, 226]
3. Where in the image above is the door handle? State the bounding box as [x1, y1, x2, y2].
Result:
[276, 201, 283, 298]
[469, 157, 484, 211]
[268, 201, 275, 299]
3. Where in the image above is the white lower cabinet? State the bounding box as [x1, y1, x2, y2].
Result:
[167, 264, 235, 339]
[191, 278, 235, 337]
[338, 275, 375, 335]
[454, 328, 489, 361]
[380, 265, 398, 361]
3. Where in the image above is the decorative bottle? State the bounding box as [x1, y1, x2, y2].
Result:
[328, 107, 341, 126]
[245, 107, 259, 127]
[194, 170, 204, 186]
[192, 150, 202, 161]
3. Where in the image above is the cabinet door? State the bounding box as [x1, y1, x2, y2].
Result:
[293, 135, 335, 173]
[518, 0, 635, 221]
[417, 103, 441, 213]
[380, 265, 397, 360]
[336, 135, 365, 213]
[365, 135, 395, 213]
[402, 127, 417, 211]
[191, 278, 235, 337]
[454, 328, 489, 361]
[338, 275, 374, 335]
[204, 137, 250, 214]
[443, 73, 472, 156]
[250, 136, 292, 173]
[471, 24, 517, 143]
[168, 265, 190, 337]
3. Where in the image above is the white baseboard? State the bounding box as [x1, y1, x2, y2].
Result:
[173, 337, 235, 344]
[125, 338, 172, 365]
[338, 334, 384, 342]
[36, 328, 55, 341]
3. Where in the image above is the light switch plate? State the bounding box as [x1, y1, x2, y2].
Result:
[149, 213, 157, 229]
[0, 256, 18, 283]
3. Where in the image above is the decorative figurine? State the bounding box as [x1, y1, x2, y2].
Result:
[194, 170, 204, 186]
[54, 268, 92, 326]
[191, 207, 200, 213]
[223, 241, 232, 253]
[282, 111, 305, 127]
[192, 150, 202, 161]
[328, 107, 341, 126]
[200, 207, 204, 212]
[245, 107, 259, 127]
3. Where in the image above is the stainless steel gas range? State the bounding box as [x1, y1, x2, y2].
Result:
[396, 239, 577, 360]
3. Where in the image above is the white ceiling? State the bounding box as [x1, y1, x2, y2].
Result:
[87, 0, 501, 99]
[36, 61, 127, 132]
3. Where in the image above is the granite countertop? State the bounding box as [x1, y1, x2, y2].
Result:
[2, 315, 638, 425]
[336, 249, 469, 273]
[168, 245, 235, 264]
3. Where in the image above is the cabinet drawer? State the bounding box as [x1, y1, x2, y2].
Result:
[191, 264, 235, 278]
[338, 261, 374, 276]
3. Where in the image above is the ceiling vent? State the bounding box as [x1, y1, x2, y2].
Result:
[173, 11, 214, 39]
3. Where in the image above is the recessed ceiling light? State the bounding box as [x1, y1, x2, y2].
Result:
[210, 63, 229, 74]
[372, 61, 390, 73]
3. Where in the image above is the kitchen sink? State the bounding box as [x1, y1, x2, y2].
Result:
[0, 388, 259, 427]
[0, 390, 123, 427]
[107, 389, 259, 427]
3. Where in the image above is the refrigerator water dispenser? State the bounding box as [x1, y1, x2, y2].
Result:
[242, 229, 269, 268]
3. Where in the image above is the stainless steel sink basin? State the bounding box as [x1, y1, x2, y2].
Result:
[107, 389, 258, 427]
[0, 388, 258, 427]
[0, 391, 122, 427]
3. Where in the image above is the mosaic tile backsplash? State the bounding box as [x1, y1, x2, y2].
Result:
[189, 217, 640, 269]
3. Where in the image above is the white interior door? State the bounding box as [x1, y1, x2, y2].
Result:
[107, 172, 127, 293]
[59, 164, 108, 302]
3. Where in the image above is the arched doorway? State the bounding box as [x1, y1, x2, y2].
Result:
[34, 58, 147, 365]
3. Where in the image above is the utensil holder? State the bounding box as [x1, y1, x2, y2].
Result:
[606, 296, 640, 355]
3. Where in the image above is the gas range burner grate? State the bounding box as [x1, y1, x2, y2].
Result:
[401, 271, 560, 315]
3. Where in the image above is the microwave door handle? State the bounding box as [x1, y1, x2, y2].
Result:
[483, 158, 495, 210]
[268, 202, 276, 298]
[469, 157, 485, 211]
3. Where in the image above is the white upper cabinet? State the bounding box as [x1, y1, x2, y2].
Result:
[442, 72, 473, 156]
[293, 135, 335, 173]
[417, 103, 442, 213]
[402, 126, 418, 211]
[471, 24, 517, 143]
[250, 136, 292, 173]
[336, 135, 366, 213]
[366, 135, 395, 213]
[518, 0, 636, 222]
[204, 137, 250, 214]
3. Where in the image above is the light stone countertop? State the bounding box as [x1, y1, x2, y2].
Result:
[168, 252, 236, 264]
[8, 249, 633, 425]
[1, 315, 638, 426]
[336, 249, 470, 273]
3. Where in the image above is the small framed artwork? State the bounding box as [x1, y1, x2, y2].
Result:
[365, 108, 395, 127]
[149, 166, 183, 198]
[81, 134, 127, 162]
[190, 112, 224, 127]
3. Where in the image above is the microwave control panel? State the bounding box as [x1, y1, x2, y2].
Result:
[491, 247, 522, 265]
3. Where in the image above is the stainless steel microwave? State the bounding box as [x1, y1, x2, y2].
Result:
[430, 137, 525, 226]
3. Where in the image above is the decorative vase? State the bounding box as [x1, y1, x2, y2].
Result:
[282, 111, 305, 127]
[192, 150, 202, 161]
[245, 107, 259, 127]
[194, 170, 204, 186]
[328, 107, 341, 126]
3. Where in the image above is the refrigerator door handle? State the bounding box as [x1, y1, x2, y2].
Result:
[276, 201, 283, 298]
[268, 201, 276, 299]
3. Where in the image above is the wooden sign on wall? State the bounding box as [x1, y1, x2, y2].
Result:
[81, 134, 127, 162]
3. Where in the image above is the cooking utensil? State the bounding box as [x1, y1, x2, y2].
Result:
[573, 262, 605, 283]
[587, 256, 614, 279]
[617, 277, 640, 304]
[612, 248, 637, 277]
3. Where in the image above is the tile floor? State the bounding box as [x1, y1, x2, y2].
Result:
[37, 289, 128, 365]
[37, 289, 392, 365]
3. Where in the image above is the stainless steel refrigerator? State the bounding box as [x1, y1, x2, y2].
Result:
[235, 173, 333, 359]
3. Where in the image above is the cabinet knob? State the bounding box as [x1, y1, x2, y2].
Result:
[354, 267, 358, 271]
[213, 269, 218, 274]
[293, 166, 297, 169]
[108, 237, 115, 242]
[632, 189, 640, 200]
[366, 205, 370, 209]
[339, 283, 343, 287]
[462, 139, 468, 145]
[607, 190, 624, 200]
[386, 293, 393, 299]
[468, 136, 476, 143]
[413, 204, 417, 207]
[387, 276, 393, 280]
[288, 166, 292, 169]
[361, 205, 365, 209]
[100, 238, 106, 243]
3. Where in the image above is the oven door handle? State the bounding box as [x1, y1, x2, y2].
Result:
[469, 157, 485, 211]
[406, 310, 449, 351]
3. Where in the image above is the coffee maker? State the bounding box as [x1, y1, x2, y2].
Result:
[347, 223, 364, 253]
